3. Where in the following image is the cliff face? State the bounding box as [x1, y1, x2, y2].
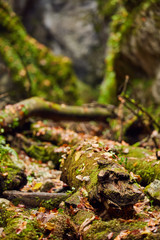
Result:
[11, 0, 108, 85]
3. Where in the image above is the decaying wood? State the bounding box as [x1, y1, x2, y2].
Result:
[3, 190, 68, 208]
[0, 97, 116, 132]
[61, 139, 144, 219]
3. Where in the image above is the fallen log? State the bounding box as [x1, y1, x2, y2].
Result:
[3, 190, 68, 208]
[0, 97, 116, 132]
[61, 139, 144, 220]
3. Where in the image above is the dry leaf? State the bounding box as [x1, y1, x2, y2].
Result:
[32, 182, 43, 190]
[45, 222, 55, 231]
[75, 151, 82, 161]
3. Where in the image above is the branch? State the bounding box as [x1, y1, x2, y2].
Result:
[0, 97, 116, 132]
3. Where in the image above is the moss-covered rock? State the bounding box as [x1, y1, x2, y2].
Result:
[0, 144, 27, 194]
[99, 0, 160, 105]
[0, 204, 43, 240]
[0, 0, 79, 104]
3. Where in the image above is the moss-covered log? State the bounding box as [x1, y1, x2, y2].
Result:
[0, 144, 27, 195]
[0, 97, 115, 132]
[61, 139, 144, 219]
[3, 190, 68, 208]
[0, 0, 78, 103]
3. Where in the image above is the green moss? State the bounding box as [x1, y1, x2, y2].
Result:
[97, 0, 119, 18]
[72, 210, 95, 225]
[41, 196, 68, 210]
[84, 218, 147, 240]
[118, 146, 159, 186]
[25, 144, 61, 167]
[99, 0, 158, 104]
[0, 206, 43, 240]
[0, 1, 79, 104]
[0, 145, 26, 193]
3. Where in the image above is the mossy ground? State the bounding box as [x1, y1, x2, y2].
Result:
[0, 205, 43, 240]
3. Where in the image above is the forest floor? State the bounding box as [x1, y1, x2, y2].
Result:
[1, 98, 160, 240]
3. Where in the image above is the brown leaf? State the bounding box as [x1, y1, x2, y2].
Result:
[107, 232, 113, 240]
[16, 221, 27, 234]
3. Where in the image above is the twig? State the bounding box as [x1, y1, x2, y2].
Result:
[0, 92, 8, 99]
[118, 75, 129, 142]
[121, 95, 160, 130]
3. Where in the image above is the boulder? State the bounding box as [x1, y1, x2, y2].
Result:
[11, 0, 108, 85]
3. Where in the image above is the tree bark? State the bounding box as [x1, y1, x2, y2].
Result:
[3, 190, 68, 208]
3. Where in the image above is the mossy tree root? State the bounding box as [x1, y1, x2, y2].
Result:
[0, 97, 115, 132]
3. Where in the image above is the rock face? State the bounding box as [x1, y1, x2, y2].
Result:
[11, 0, 108, 85]
[99, 0, 160, 104]
[114, 1, 160, 103]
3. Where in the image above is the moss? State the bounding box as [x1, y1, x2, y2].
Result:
[0, 206, 43, 240]
[72, 210, 95, 225]
[97, 0, 119, 18]
[118, 146, 159, 186]
[0, 146, 26, 193]
[25, 144, 61, 168]
[41, 195, 68, 210]
[83, 218, 148, 240]
[0, 1, 79, 104]
[46, 213, 77, 240]
[99, 0, 158, 104]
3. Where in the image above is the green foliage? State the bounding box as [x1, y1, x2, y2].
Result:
[0, 0, 79, 104]
[97, 0, 120, 18]
[0, 135, 18, 161]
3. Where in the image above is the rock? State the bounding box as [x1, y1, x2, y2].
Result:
[11, 0, 108, 85]
[0, 149, 27, 195]
[145, 179, 160, 204]
[40, 180, 55, 192]
[115, 1, 160, 103]
[100, 1, 160, 104]
[0, 198, 11, 208]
